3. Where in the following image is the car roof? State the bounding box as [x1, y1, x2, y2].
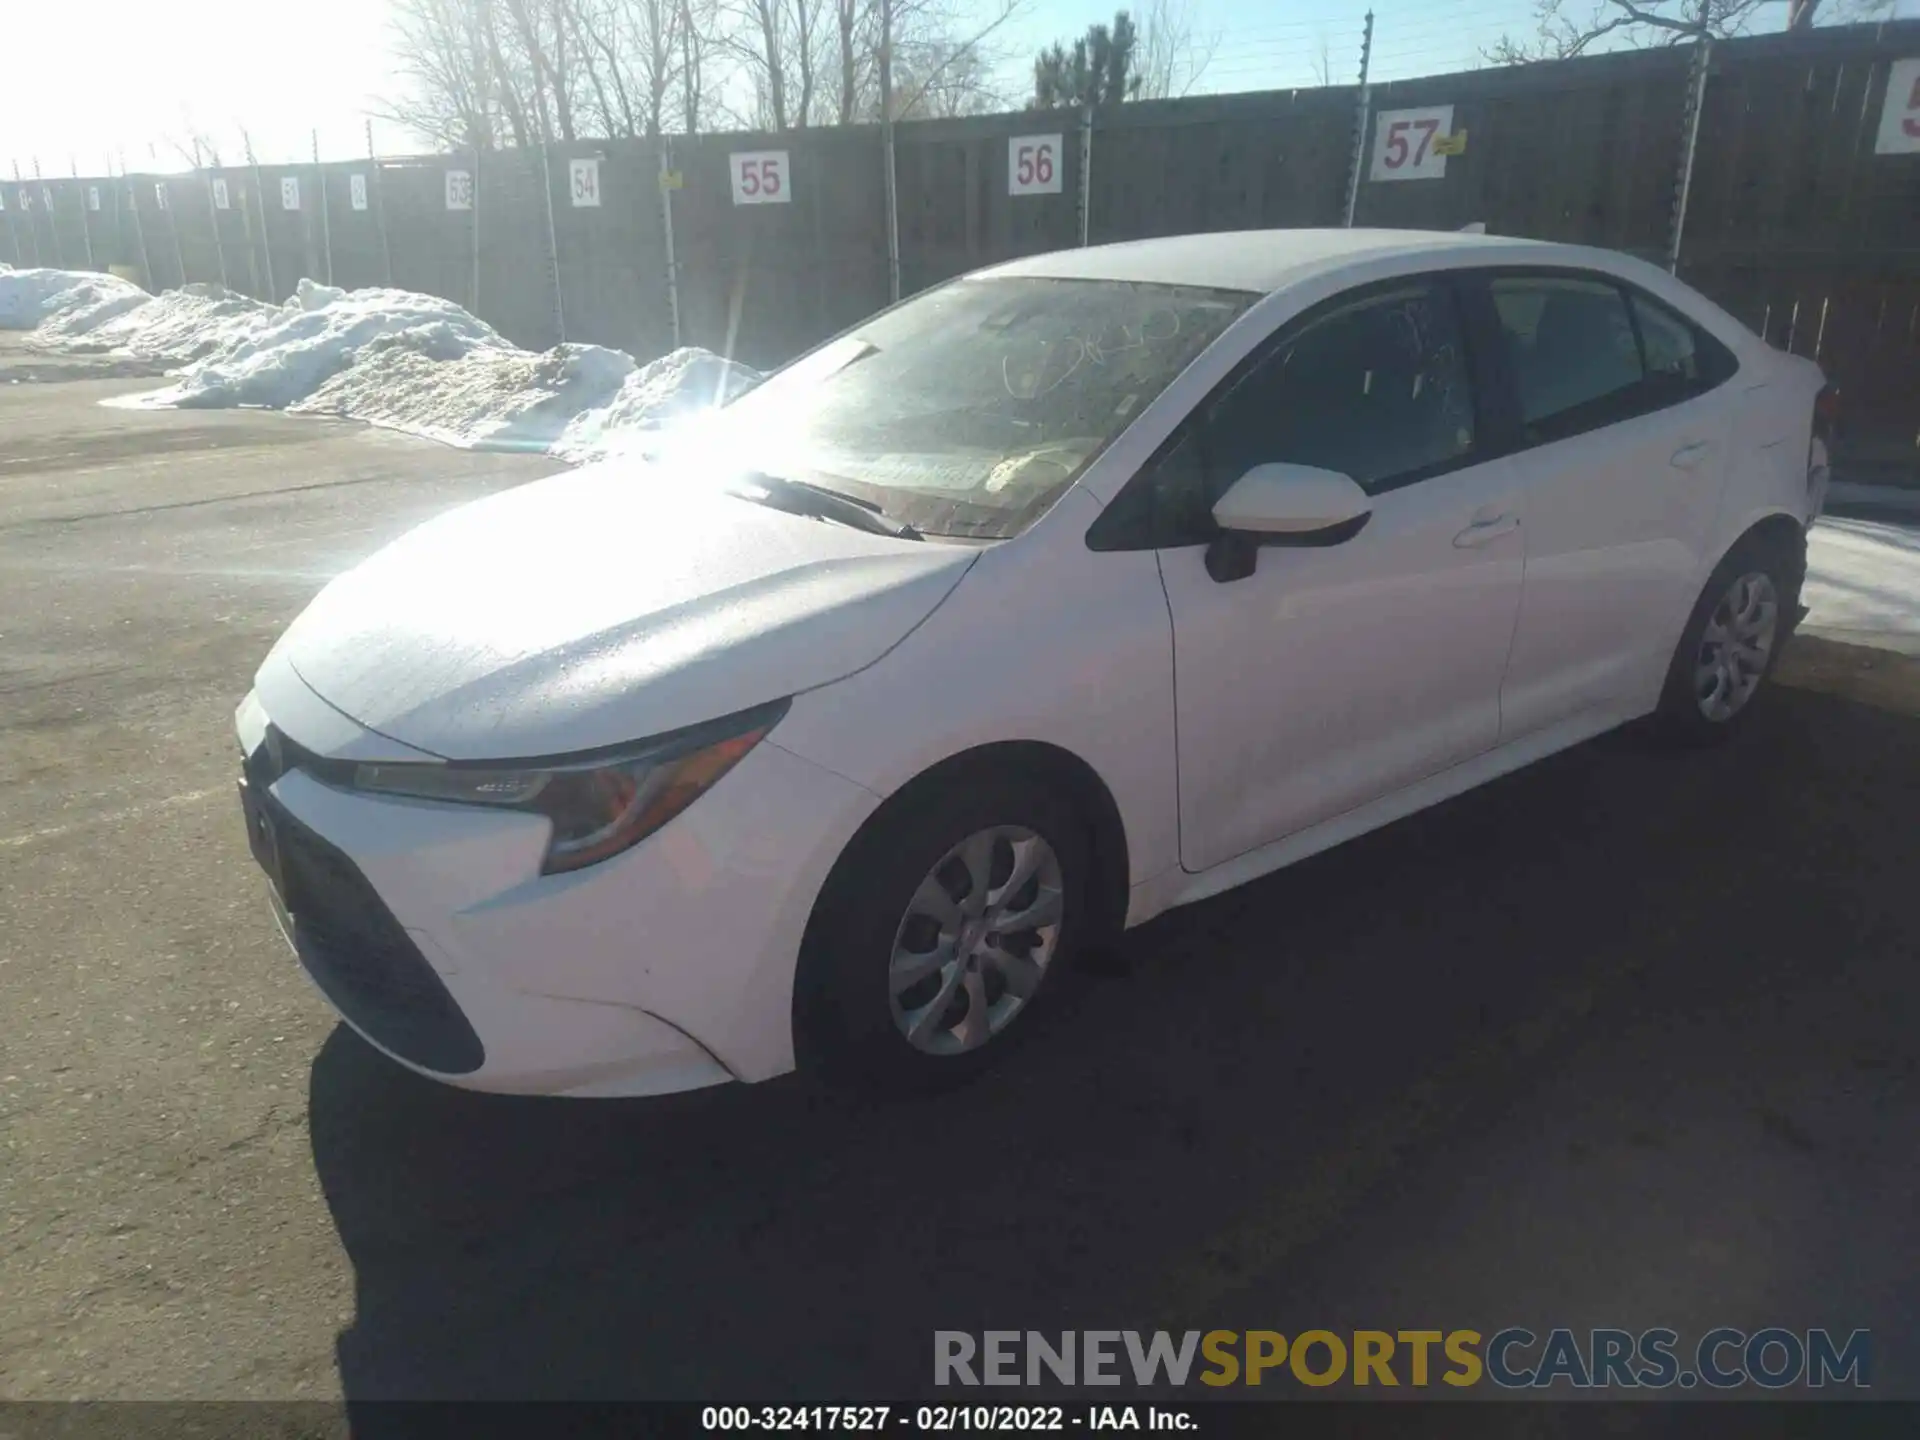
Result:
[981, 228, 1595, 295]
[975, 227, 1767, 360]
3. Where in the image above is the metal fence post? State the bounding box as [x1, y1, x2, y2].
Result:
[34, 160, 66, 268]
[120, 154, 153, 289]
[245, 132, 276, 301]
[1079, 106, 1094, 246]
[3, 175, 23, 267]
[367, 120, 394, 287]
[658, 140, 682, 349]
[1667, 33, 1712, 274]
[13, 163, 41, 266]
[314, 130, 333, 287]
[538, 140, 565, 344]
[165, 180, 188, 288]
[1343, 11, 1375, 227]
[75, 159, 96, 270]
[202, 149, 231, 290]
[470, 144, 481, 319]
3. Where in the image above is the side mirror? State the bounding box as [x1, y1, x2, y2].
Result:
[1206, 464, 1373, 582]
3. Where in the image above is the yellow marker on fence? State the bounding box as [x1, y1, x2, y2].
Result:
[1433, 131, 1468, 157]
[659, 170, 684, 190]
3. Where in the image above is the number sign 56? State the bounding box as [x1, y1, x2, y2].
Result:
[1371, 105, 1456, 182]
[730, 151, 790, 205]
[1009, 134, 1063, 196]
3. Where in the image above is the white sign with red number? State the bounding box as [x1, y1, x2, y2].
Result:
[1008, 134, 1063, 196]
[87, 185, 101, 212]
[212, 177, 230, 210]
[281, 176, 301, 211]
[730, 150, 790, 204]
[446, 169, 474, 211]
[1371, 105, 1456, 182]
[349, 174, 368, 211]
[569, 157, 601, 207]
[1873, 57, 1920, 154]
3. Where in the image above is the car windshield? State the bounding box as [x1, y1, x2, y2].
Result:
[668, 275, 1257, 540]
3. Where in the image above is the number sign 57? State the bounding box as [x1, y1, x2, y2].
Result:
[1009, 134, 1063, 196]
[730, 151, 790, 205]
[1371, 105, 1456, 182]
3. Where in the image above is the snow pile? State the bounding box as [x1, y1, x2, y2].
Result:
[123, 280, 509, 410]
[0, 264, 149, 331]
[36, 282, 278, 361]
[12, 265, 763, 461]
[555, 347, 764, 462]
[292, 337, 637, 452]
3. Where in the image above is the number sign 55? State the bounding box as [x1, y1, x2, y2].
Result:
[730, 151, 790, 205]
[1009, 134, 1063, 196]
[1371, 105, 1457, 182]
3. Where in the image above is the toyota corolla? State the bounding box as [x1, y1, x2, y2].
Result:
[235, 229, 1831, 1096]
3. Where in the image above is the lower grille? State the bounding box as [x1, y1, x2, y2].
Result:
[248, 755, 485, 1075]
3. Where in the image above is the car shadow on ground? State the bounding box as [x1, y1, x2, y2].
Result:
[310, 686, 1919, 1405]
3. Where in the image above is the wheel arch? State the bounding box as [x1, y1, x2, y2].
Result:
[800, 739, 1133, 962]
[1715, 508, 1808, 602]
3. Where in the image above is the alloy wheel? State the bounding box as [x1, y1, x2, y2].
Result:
[887, 826, 1064, 1056]
[1694, 570, 1779, 723]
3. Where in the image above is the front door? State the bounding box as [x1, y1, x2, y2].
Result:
[1150, 278, 1527, 874]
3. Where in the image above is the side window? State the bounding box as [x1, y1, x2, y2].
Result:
[1490, 276, 1643, 444]
[1197, 283, 1476, 501]
[1630, 290, 1738, 403]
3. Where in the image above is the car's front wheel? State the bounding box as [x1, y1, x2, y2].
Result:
[1653, 533, 1798, 744]
[794, 767, 1092, 1089]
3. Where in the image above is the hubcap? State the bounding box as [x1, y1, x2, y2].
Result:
[888, 826, 1065, 1056]
[1694, 570, 1779, 723]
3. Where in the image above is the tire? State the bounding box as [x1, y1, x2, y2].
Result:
[793, 766, 1094, 1091]
[1651, 532, 1799, 746]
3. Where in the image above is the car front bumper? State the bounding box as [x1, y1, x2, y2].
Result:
[235, 685, 879, 1097]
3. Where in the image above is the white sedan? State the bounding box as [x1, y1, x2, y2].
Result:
[235, 229, 1831, 1096]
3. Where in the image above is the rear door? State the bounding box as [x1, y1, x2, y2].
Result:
[1470, 272, 1740, 738]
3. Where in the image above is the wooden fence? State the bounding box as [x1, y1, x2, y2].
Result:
[3, 20, 1916, 469]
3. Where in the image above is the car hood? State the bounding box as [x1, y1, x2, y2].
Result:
[266, 462, 978, 760]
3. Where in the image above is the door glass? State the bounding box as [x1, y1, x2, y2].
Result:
[1491, 277, 1644, 443]
[1199, 283, 1476, 498]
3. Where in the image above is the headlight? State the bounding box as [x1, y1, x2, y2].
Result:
[349, 699, 787, 874]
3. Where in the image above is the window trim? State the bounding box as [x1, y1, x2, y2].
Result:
[1460, 265, 1740, 456]
[1087, 272, 1491, 552]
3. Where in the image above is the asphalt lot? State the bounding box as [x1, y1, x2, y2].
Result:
[2, 341, 1916, 1404]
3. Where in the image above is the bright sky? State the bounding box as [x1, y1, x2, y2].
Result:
[1, 0, 1910, 176]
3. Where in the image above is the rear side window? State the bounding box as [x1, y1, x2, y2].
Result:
[1630, 291, 1739, 399]
[1490, 277, 1644, 443]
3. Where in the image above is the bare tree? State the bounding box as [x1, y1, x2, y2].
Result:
[1134, 0, 1218, 99]
[1484, 0, 1892, 64]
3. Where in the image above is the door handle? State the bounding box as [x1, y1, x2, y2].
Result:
[1453, 515, 1519, 548]
[1671, 440, 1714, 469]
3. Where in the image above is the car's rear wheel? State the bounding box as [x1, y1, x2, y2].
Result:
[794, 769, 1091, 1089]
[1653, 534, 1797, 744]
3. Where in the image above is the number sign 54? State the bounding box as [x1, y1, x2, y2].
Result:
[1371, 105, 1457, 182]
[730, 151, 790, 205]
[1009, 134, 1063, 196]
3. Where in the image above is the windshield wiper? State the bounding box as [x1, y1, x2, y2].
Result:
[734, 472, 922, 541]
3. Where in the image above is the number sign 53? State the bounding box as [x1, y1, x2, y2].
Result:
[1009, 135, 1063, 196]
[1371, 105, 1457, 182]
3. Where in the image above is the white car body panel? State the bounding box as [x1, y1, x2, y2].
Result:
[269, 461, 977, 760]
[1158, 454, 1527, 874]
[236, 229, 1824, 1096]
[770, 487, 1183, 890]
